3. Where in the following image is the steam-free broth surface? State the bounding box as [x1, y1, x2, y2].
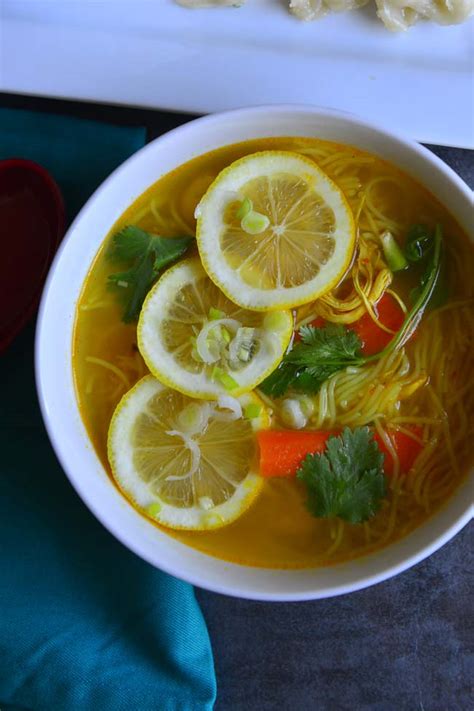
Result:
[74, 137, 473, 568]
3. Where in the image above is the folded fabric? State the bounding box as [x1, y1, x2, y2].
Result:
[0, 108, 216, 711]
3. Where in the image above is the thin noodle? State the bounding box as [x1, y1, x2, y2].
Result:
[85, 356, 130, 389]
[386, 288, 408, 314]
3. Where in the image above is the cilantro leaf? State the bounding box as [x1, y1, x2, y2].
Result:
[292, 370, 328, 394]
[108, 256, 155, 324]
[108, 226, 192, 322]
[259, 324, 363, 398]
[109, 226, 152, 261]
[258, 362, 299, 397]
[288, 324, 362, 373]
[296, 427, 387, 524]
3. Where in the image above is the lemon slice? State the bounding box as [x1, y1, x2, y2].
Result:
[137, 257, 293, 399]
[196, 151, 355, 311]
[108, 375, 268, 530]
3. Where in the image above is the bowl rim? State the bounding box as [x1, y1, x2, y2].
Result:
[35, 104, 474, 601]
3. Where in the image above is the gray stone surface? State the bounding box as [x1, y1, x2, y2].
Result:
[197, 524, 473, 711]
[2, 94, 471, 711]
[425, 145, 474, 187]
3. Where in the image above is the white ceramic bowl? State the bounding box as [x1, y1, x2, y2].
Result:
[36, 106, 473, 601]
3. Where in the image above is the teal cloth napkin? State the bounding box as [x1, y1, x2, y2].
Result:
[0, 109, 216, 711]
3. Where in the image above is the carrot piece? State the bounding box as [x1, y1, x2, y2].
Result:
[258, 426, 423, 478]
[258, 430, 333, 477]
[351, 293, 405, 356]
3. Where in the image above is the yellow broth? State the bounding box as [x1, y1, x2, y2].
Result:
[73, 137, 474, 568]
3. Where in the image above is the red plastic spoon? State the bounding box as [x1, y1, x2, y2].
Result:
[0, 158, 65, 353]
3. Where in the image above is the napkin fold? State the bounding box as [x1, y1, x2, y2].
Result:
[0, 108, 216, 711]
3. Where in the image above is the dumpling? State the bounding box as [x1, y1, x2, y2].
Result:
[289, 0, 369, 20]
[375, 0, 474, 30]
[176, 0, 474, 30]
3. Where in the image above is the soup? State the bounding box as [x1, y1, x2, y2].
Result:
[73, 137, 474, 569]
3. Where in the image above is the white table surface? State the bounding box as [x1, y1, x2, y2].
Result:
[1, 0, 473, 148]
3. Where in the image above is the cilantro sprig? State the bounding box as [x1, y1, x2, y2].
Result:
[260, 225, 443, 398]
[260, 324, 363, 397]
[297, 427, 387, 524]
[108, 226, 192, 322]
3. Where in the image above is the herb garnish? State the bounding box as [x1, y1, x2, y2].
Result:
[296, 427, 387, 523]
[260, 225, 443, 398]
[108, 226, 192, 322]
[261, 324, 363, 397]
[404, 224, 433, 263]
[405, 224, 447, 307]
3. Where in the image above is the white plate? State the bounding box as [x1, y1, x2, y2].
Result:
[1, 0, 473, 148]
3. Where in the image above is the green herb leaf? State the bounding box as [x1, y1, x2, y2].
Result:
[108, 255, 155, 324]
[259, 362, 299, 397]
[411, 258, 447, 311]
[259, 324, 363, 397]
[292, 370, 329, 394]
[296, 427, 387, 523]
[108, 226, 193, 322]
[404, 224, 447, 308]
[289, 324, 363, 385]
[404, 224, 433, 263]
[410, 261, 447, 308]
[109, 225, 152, 261]
[295, 323, 362, 364]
